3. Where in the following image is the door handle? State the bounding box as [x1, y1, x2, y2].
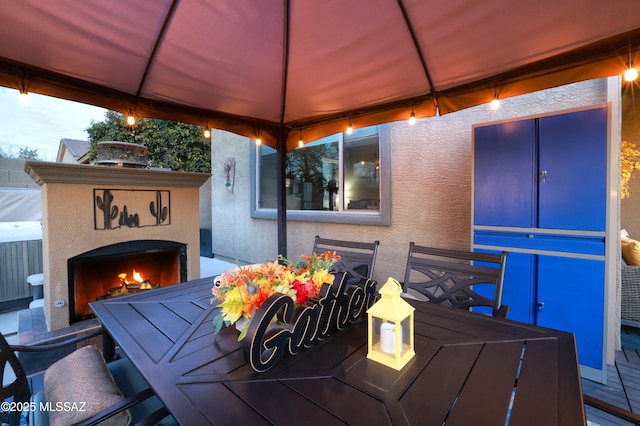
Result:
[540, 170, 547, 183]
[537, 301, 545, 312]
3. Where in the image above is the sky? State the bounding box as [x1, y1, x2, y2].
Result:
[0, 87, 107, 161]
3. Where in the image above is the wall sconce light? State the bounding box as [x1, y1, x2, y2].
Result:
[367, 277, 415, 370]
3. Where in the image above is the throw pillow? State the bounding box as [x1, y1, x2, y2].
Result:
[621, 237, 640, 266]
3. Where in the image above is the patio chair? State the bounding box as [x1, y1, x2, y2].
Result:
[313, 235, 380, 285]
[0, 328, 174, 426]
[402, 243, 509, 318]
[621, 257, 640, 327]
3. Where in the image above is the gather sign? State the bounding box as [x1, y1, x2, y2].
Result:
[243, 272, 377, 372]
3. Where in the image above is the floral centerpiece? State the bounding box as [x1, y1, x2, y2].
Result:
[211, 251, 341, 340]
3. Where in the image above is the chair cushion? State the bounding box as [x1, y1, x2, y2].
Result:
[622, 237, 640, 266]
[44, 345, 130, 426]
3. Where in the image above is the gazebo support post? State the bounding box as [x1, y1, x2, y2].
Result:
[276, 126, 290, 258]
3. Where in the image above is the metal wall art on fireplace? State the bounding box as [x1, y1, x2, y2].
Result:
[94, 189, 171, 230]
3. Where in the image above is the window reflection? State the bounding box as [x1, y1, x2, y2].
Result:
[258, 126, 380, 212]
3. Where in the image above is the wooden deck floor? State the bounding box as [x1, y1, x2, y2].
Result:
[582, 325, 640, 425]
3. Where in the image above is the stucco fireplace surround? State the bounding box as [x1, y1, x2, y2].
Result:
[25, 161, 210, 331]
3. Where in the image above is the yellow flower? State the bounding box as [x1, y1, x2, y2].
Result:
[219, 287, 248, 324]
[311, 269, 335, 289]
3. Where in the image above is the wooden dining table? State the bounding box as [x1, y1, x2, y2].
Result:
[90, 277, 586, 425]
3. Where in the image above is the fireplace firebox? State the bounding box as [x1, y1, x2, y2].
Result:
[68, 240, 187, 322]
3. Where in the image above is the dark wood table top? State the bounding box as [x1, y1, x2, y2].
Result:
[90, 277, 586, 426]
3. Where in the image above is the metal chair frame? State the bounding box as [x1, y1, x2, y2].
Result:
[0, 329, 169, 426]
[402, 243, 509, 318]
[313, 235, 380, 283]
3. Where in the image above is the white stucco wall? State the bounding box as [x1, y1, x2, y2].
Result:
[210, 131, 278, 264]
[211, 78, 610, 285]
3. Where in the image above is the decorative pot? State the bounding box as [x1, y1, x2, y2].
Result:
[235, 317, 249, 332]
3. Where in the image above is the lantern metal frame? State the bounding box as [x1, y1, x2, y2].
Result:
[367, 277, 415, 370]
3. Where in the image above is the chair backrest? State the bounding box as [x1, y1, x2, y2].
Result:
[402, 243, 508, 317]
[313, 235, 380, 283]
[0, 333, 31, 426]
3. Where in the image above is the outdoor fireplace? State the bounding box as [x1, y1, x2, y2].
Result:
[24, 161, 210, 331]
[68, 240, 187, 322]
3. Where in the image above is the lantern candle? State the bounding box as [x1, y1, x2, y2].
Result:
[380, 322, 398, 354]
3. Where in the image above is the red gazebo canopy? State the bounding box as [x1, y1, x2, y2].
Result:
[1, 0, 639, 150]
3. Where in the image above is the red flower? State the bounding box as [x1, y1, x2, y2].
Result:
[293, 279, 319, 304]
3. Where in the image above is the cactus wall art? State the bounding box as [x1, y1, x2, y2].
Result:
[94, 189, 171, 229]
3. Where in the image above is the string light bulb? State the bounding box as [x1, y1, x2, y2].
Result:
[624, 66, 638, 82]
[298, 130, 304, 147]
[256, 138, 262, 145]
[17, 90, 30, 105]
[346, 118, 353, 135]
[624, 47, 638, 82]
[126, 114, 136, 126]
[203, 128, 211, 139]
[490, 97, 500, 111]
[408, 109, 416, 126]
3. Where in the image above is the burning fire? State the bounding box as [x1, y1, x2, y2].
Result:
[101, 268, 160, 301]
[119, 269, 154, 290]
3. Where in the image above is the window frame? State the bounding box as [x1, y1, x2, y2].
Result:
[251, 123, 391, 226]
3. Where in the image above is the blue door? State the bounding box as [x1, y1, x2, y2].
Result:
[473, 120, 536, 227]
[538, 108, 607, 231]
[536, 255, 605, 371]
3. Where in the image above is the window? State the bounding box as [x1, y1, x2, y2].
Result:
[251, 124, 391, 225]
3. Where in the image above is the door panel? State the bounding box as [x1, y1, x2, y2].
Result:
[538, 108, 607, 231]
[499, 251, 535, 324]
[474, 242, 535, 324]
[536, 255, 604, 371]
[473, 120, 536, 227]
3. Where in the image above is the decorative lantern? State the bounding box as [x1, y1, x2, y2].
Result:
[367, 277, 415, 370]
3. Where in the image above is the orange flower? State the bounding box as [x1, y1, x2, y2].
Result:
[322, 251, 341, 262]
[243, 285, 274, 317]
[256, 261, 286, 282]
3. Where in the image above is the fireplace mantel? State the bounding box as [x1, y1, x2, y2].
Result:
[25, 161, 210, 188]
